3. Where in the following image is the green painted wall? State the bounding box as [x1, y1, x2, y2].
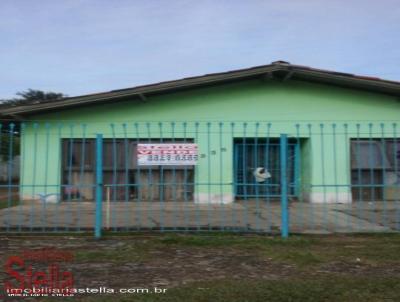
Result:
[20, 79, 400, 203]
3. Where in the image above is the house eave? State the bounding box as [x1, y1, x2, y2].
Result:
[1, 62, 400, 117]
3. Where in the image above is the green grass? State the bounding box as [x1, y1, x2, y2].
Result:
[43, 277, 400, 302]
[154, 233, 400, 267]
[5, 234, 400, 301]
[0, 199, 20, 209]
[75, 240, 158, 263]
[72, 233, 400, 268]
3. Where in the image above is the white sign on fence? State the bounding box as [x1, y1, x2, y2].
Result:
[137, 144, 198, 166]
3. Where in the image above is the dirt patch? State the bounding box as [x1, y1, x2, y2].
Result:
[1, 234, 400, 296]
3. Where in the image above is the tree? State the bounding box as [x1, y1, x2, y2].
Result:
[0, 89, 66, 160]
[0, 89, 66, 107]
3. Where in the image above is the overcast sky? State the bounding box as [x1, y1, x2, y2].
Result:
[0, 0, 399, 99]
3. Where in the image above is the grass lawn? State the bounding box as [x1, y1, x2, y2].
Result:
[1, 233, 400, 301]
[77, 278, 400, 302]
[0, 199, 20, 209]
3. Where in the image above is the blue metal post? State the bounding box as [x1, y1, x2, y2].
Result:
[280, 134, 289, 238]
[95, 134, 103, 239]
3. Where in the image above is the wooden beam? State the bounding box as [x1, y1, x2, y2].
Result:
[283, 70, 294, 81]
[9, 114, 24, 121]
[137, 93, 147, 102]
[261, 72, 274, 81]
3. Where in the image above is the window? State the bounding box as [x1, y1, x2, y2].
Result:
[63, 140, 94, 170]
[351, 141, 391, 169]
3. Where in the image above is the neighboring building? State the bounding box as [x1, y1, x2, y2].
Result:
[1, 61, 400, 204]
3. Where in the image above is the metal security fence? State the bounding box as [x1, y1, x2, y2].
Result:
[0, 121, 399, 237]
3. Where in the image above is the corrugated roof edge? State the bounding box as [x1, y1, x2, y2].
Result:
[1, 61, 400, 117]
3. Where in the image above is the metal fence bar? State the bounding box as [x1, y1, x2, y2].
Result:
[122, 123, 129, 232]
[171, 122, 177, 231]
[265, 123, 272, 232]
[30, 123, 38, 231]
[77, 124, 87, 232]
[195, 122, 201, 231]
[159, 122, 165, 231]
[393, 123, 400, 230]
[206, 122, 212, 231]
[5, 124, 13, 232]
[54, 123, 62, 232]
[380, 123, 388, 229]
[219, 122, 225, 231]
[183, 122, 190, 232]
[231, 122, 237, 231]
[343, 124, 352, 232]
[95, 134, 103, 239]
[18, 123, 26, 231]
[280, 134, 289, 238]
[134, 122, 142, 231]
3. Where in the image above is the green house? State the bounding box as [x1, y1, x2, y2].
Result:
[2, 61, 400, 204]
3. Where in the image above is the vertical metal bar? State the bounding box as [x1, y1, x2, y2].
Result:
[265, 123, 272, 232]
[332, 123, 339, 231]
[195, 122, 200, 231]
[368, 123, 376, 227]
[280, 134, 289, 238]
[78, 124, 87, 232]
[380, 123, 388, 229]
[158, 122, 165, 231]
[30, 123, 38, 231]
[206, 122, 212, 231]
[343, 124, 352, 231]
[231, 122, 237, 231]
[6, 123, 14, 232]
[182, 122, 189, 231]
[122, 123, 129, 232]
[95, 134, 103, 239]
[111, 124, 117, 231]
[320, 124, 328, 231]
[18, 123, 26, 232]
[392, 123, 399, 230]
[41, 123, 50, 232]
[242, 123, 247, 199]
[219, 122, 225, 231]
[294, 126, 301, 197]
[242, 122, 248, 231]
[55, 123, 63, 232]
[65, 124, 74, 232]
[254, 123, 260, 232]
[307, 124, 314, 231]
[355, 124, 363, 231]
[135, 122, 142, 231]
[295, 124, 303, 232]
[171, 122, 177, 231]
[146, 123, 153, 229]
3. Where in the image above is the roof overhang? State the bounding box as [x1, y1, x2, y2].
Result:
[2, 61, 400, 117]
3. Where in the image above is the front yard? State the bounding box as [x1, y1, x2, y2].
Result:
[1, 234, 400, 301]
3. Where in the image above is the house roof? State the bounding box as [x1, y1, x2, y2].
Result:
[2, 61, 400, 117]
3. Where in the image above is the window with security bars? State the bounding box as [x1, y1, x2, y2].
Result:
[234, 138, 298, 198]
[351, 139, 400, 201]
[62, 139, 194, 201]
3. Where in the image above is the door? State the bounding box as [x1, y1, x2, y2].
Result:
[234, 138, 298, 199]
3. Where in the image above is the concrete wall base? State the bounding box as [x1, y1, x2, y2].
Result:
[304, 192, 352, 203]
[194, 193, 234, 204]
[21, 194, 60, 203]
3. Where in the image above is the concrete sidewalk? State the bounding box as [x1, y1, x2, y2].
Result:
[0, 200, 397, 233]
